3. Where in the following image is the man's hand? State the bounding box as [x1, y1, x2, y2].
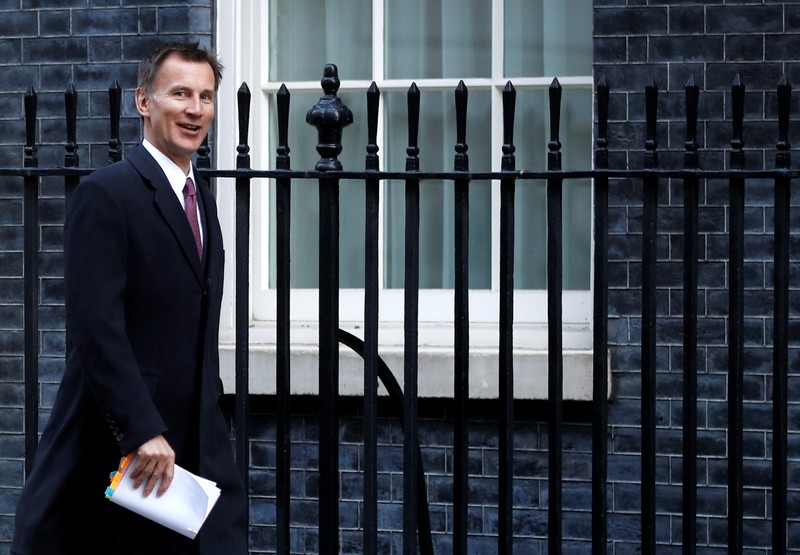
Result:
[125, 434, 175, 497]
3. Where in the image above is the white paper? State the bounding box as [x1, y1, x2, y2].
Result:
[107, 456, 221, 539]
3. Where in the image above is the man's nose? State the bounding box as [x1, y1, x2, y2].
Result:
[186, 95, 203, 115]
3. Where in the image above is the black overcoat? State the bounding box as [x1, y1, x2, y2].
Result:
[11, 144, 248, 554]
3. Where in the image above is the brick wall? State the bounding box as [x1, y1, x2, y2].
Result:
[0, 2, 213, 553]
[596, 1, 800, 552]
[242, 396, 597, 554]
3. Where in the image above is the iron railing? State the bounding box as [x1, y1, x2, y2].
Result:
[4, 65, 799, 554]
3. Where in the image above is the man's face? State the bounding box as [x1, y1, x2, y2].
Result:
[135, 53, 216, 173]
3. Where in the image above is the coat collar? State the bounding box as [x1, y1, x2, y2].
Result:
[126, 143, 206, 284]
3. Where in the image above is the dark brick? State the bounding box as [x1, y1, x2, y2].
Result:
[595, 37, 626, 64]
[73, 8, 140, 35]
[788, 4, 800, 31]
[695, 485, 728, 517]
[0, 65, 39, 93]
[40, 330, 64, 357]
[742, 515, 772, 547]
[337, 500, 359, 529]
[77, 118, 111, 145]
[595, 7, 668, 36]
[607, 512, 641, 543]
[36, 65, 72, 95]
[0, 40, 22, 66]
[0, 276, 22, 304]
[0, 357, 22, 383]
[650, 36, 724, 63]
[136, 7, 158, 34]
[668, 6, 705, 34]
[0, 434, 23, 463]
[250, 497, 276, 526]
[727, 34, 765, 63]
[23, 38, 89, 64]
[510, 507, 547, 537]
[706, 61, 785, 91]
[121, 0, 211, 4]
[789, 521, 800, 551]
[376, 502, 402, 530]
[39, 10, 72, 36]
[250, 441, 276, 469]
[0, 408, 23, 434]
[88, 36, 123, 63]
[22, 0, 85, 7]
[0, 382, 23, 407]
[121, 34, 212, 62]
[0, 12, 37, 37]
[159, 6, 213, 33]
[707, 5, 783, 35]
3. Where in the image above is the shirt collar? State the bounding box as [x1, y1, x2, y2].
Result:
[142, 139, 196, 201]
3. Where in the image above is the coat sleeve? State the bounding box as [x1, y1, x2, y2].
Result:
[64, 174, 167, 455]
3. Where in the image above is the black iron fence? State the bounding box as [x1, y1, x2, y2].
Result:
[4, 65, 799, 554]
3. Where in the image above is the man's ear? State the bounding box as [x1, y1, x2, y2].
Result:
[135, 88, 149, 118]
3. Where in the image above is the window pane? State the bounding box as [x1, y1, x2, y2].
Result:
[267, 91, 368, 288]
[504, 0, 592, 77]
[513, 88, 592, 290]
[383, 89, 491, 289]
[269, 0, 372, 81]
[385, 0, 492, 79]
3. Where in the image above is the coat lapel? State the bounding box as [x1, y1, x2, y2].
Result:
[126, 144, 205, 285]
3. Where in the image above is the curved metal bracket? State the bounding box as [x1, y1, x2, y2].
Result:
[338, 329, 434, 555]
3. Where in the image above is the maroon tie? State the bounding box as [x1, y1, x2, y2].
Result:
[183, 177, 203, 262]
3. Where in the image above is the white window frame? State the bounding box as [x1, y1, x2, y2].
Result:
[214, 0, 605, 400]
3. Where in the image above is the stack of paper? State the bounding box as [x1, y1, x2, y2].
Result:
[105, 454, 221, 539]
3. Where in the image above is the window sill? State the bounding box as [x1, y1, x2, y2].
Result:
[219, 322, 609, 401]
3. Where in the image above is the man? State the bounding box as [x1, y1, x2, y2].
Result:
[11, 42, 248, 554]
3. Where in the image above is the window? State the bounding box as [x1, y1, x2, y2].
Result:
[215, 0, 597, 399]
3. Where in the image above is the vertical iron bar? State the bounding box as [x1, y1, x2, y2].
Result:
[318, 173, 340, 555]
[62, 84, 80, 375]
[403, 83, 421, 555]
[453, 80, 470, 555]
[682, 76, 700, 555]
[100, 81, 121, 378]
[197, 135, 211, 170]
[234, 82, 251, 505]
[64, 84, 79, 210]
[108, 80, 122, 164]
[306, 65, 352, 555]
[364, 81, 380, 555]
[498, 81, 516, 555]
[772, 75, 791, 555]
[275, 83, 292, 555]
[641, 79, 659, 555]
[547, 77, 564, 555]
[592, 75, 610, 555]
[23, 87, 39, 474]
[60, 85, 79, 478]
[727, 75, 745, 555]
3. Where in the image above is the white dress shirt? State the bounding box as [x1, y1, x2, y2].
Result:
[142, 139, 204, 245]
